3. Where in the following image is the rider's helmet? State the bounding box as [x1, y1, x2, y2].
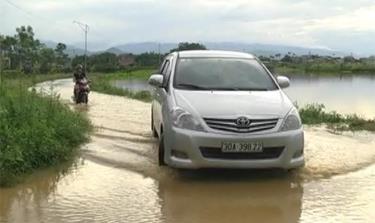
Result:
[76, 64, 83, 72]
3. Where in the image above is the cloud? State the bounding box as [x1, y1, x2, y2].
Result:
[1, 0, 375, 54]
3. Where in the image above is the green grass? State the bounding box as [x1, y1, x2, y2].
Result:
[90, 69, 154, 102]
[273, 63, 375, 75]
[0, 74, 92, 187]
[299, 103, 375, 132]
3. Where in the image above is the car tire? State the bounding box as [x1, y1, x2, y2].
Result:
[151, 111, 158, 138]
[158, 135, 166, 166]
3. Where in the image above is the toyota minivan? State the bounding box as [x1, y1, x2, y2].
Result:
[149, 50, 304, 169]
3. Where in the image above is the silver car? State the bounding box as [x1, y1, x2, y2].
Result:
[149, 50, 304, 169]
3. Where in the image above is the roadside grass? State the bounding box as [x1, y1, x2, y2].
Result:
[299, 103, 375, 132]
[90, 69, 154, 102]
[273, 63, 375, 75]
[0, 74, 92, 187]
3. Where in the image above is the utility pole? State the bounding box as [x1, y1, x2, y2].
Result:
[0, 40, 3, 89]
[73, 20, 89, 74]
[158, 43, 161, 64]
[0, 45, 2, 88]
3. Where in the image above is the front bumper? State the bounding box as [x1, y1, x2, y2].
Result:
[164, 127, 304, 169]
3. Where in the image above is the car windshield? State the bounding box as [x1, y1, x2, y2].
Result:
[174, 58, 277, 91]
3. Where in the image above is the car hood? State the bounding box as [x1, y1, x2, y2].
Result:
[173, 89, 293, 119]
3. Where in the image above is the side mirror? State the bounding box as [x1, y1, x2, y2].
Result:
[277, 76, 290, 89]
[148, 74, 164, 87]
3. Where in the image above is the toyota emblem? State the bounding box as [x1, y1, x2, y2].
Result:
[235, 116, 251, 128]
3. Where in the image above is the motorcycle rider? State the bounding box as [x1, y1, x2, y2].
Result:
[73, 64, 87, 100]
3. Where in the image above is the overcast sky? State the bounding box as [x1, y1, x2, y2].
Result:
[1, 0, 375, 54]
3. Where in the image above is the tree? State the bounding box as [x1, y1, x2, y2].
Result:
[1, 25, 73, 74]
[0, 36, 17, 69]
[15, 26, 41, 72]
[72, 55, 85, 69]
[281, 55, 293, 63]
[89, 52, 119, 72]
[343, 56, 356, 63]
[39, 48, 55, 73]
[54, 43, 69, 72]
[170, 42, 207, 53]
[135, 52, 160, 67]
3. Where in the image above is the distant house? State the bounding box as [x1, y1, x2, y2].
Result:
[118, 54, 136, 68]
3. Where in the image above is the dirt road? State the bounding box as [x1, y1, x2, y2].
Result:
[1, 79, 375, 223]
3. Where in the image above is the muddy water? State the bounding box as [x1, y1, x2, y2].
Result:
[1, 79, 375, 223]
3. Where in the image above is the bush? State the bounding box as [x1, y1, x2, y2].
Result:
[299, 103, 375, 132]
[0, 81, 92, 186]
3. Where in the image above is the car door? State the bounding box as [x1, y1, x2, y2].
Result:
[153, 56, 172, 135]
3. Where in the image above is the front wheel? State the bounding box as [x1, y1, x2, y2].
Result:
[158, 135, 166, 166]
[82, 93, 88, 104]
[151, 110, 158, 138]
[77, 92, 88, 104]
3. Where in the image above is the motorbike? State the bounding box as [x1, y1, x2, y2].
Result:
[74, 78, 90, 104]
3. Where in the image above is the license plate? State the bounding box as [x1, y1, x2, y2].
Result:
[221, 142, 263, 153]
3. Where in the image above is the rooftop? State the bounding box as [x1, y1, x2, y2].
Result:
[177, 50, 255, 59]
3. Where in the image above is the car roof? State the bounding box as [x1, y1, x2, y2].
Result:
[177, 50, 255, 59]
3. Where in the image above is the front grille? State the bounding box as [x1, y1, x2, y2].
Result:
[200, 146, 284, 160]
[203, 117, 278, 133]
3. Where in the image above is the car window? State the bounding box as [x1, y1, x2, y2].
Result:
[158, 60, 167, 73]
[161, 60, 170, 76]
[174, 58, 277, 91]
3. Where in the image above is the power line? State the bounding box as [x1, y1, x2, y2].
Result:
[2, 0, 36, 18]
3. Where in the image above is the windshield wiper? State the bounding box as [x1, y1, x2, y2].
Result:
[209, 87, 269, 91]
[237, 88, 269, 91]
[177, 83, 208, 90]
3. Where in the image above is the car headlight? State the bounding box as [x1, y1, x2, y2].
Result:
[171, 107, 205, 131]
[280, 108, 302, 131]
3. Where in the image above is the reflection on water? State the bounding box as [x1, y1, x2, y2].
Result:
[284, 74, 375, 119]
[0, 159, 80, 223]
[1, 159, 375, 223]
[0, 159, 303, 223]
[1, 79, 374, 223]
[159, 170, 302, 223]
[111, 79, 151, 92]
[0, 159, 163, 223]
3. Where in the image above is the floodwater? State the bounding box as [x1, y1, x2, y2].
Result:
[1, 79, 375, 223]
[111, 79, 152, 92]
[112, 74, 375, 119]
[284, 74, 375, 119]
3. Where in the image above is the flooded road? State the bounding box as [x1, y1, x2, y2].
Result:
[1, 79, 375, 223]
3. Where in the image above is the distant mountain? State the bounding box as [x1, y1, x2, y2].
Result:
[114, 42, 177, 54]
[104, 47, 124, 55]
[42, 40, 348, 57]
[204, 42, 345, 57]
[42, 40, 88, 57]
[112, 42, 346, 57]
